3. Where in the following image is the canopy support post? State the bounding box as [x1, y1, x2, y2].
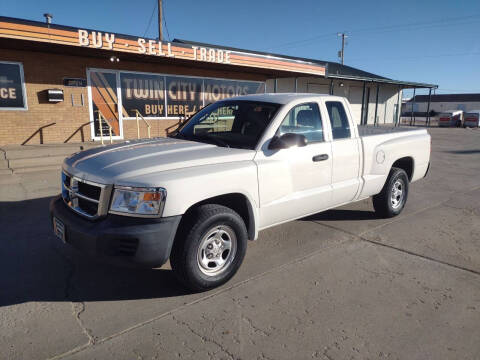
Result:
[374, 83, 380, 126]
[411, 88, 416, 126]
[426, 88, 432, 126]
[360, 82, 366, 125]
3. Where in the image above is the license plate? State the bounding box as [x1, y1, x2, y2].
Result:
[53, 217, 66, 243]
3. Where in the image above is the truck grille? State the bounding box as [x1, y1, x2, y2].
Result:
[61, 171, 112, 219]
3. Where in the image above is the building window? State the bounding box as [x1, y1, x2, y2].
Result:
[0, 61, 27, 110]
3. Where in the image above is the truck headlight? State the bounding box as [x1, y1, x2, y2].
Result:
[109, 187, 166, 217]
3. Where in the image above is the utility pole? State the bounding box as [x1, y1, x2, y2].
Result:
[337, 33, 348, 65]
[158, 0, 163, 41]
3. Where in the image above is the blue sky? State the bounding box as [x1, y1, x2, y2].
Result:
[1, 0, 479, 98]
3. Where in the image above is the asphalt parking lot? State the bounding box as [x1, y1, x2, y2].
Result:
[1, 127, 479, 360]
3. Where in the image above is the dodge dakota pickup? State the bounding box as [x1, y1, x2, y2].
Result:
[50, 93, 431, 290]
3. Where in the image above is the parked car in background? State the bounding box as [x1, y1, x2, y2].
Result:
[50, 93, 431, 291]
[438, 110, 463, 127]
[463, 111, 480, 128]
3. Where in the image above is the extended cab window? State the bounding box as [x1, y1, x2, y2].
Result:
[278, 103, 323, 142]
[326, 101, 351, 139]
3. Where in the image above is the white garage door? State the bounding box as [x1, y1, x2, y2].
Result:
[307, 83, 330, 94]
[348, 86, 363, 124]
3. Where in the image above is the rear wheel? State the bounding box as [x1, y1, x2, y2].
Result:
[170, 204, 247, 291]
[373, 167, 409, 218]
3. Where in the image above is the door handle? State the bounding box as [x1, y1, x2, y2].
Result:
[312, 154, 329, 162]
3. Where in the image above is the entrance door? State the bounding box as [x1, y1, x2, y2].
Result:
[87, 69, 123, 140]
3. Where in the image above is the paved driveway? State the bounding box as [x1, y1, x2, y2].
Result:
[1, 128, 479, 359]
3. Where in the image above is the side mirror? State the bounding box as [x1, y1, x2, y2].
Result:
[268, 133, 307, 150]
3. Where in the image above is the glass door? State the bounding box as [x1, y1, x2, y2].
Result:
[87, 69, 123, 140]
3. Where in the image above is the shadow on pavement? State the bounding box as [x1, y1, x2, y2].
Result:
[0, 196, 189, 307]
[444, 149, 480, 154]
[302, 208, 378, 222]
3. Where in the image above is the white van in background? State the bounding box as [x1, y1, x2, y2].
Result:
[463, 111, 480, 128]
[438, 110, 463, 127]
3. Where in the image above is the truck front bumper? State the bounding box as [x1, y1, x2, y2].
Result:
[49, 195, 181, 268]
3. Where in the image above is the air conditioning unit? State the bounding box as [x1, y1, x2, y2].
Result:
[47, 89, 64, 102]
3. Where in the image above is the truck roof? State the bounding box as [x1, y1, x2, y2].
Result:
[227, 93, 337, 105]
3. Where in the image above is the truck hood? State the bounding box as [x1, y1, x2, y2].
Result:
[63, 137, 256, 185]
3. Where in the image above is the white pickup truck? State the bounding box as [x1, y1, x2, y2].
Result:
[50, 93, 431, 290]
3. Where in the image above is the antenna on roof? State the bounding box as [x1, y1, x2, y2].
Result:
[337, 32, 348, 65]
[43, 13, 53, 25]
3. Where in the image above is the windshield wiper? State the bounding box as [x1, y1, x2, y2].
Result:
[196, 134, 230, 148]
[171, 131, 230, 148]
[169, 132, 189, 140]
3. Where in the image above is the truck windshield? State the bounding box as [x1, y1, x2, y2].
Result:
[171, 100, 281, 149]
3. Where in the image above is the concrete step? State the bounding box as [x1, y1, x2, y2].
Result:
[0, 168, 13, 175]
[8, 155, 67, 169]
[13, 164, 61, 174]
[2, 143, 99, 160]
[0, 141, 127, 176]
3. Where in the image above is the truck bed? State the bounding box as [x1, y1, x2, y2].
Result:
[358, 125, 423, 137]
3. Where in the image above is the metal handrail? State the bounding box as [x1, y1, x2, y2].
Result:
[133, 109, 151, 139]
[94, 110, 113, 145]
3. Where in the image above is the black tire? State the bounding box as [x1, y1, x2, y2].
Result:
[170, 204, 248, 291]
[372, 167, 409, 218]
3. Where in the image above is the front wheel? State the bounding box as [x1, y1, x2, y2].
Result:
[373, 167, 409, 218]
[170, 204, 247, 291]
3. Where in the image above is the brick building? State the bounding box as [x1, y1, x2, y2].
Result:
[0, 16, 436, 145]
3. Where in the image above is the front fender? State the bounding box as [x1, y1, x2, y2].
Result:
[146, 161, 260, 239]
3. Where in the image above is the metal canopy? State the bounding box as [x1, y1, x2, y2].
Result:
[175, 39, 438, 89]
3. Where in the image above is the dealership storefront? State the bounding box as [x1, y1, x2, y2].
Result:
[0, 16, 435, 145]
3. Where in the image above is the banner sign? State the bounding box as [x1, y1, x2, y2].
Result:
[0, 16, 326, 77]
[119, 71, 265, 118]
[166, 76, 203, 117]
[121, 72, 166, 118]
[203, 79, 263, 104]
[0, 62, 26, 110]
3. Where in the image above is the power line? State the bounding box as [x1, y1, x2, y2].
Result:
[143, 0, 157, 38]
[347, 13, 480, 35]
[353, 19, 480, 38]
[348, 51, 480, 62]
[265, 32, 338, 51]
[163, 0, 171, 41]
[267, 13, 480, 51]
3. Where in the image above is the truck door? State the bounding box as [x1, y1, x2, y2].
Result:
[324, 100, 361, 205]
[255, 102, 333, 229]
